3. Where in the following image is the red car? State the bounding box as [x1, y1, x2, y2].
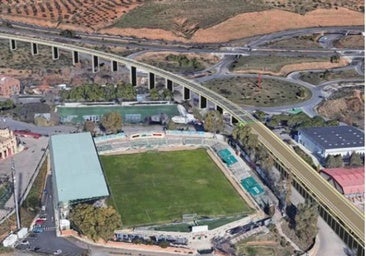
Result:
[35, 219, 46, 225]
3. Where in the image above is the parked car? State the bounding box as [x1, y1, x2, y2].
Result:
[53, 249, 62, 255]
[32, 226, 44, 233]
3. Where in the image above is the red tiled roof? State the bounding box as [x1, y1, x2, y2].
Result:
[321, 167, 365, 195]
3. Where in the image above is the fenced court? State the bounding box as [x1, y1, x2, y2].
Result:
[100, 149, 253, 227]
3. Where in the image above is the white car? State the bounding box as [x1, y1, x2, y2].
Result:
[53, 249, 62, 255]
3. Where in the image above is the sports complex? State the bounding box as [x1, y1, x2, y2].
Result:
[50, 130, 265, 233]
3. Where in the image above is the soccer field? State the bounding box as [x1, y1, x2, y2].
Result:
[100, 149, 253, 227]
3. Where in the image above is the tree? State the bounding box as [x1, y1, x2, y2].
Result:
[334, 154, 344, 167]
[101, 112, 122, 134]
[253, 110, 267, 122]
[69, 204, 122, 241]
[115, 83, 136, 100]
[60, 29, 76, 38]
[330, 54, 340, 63]
[349, 152, 363, 167]
[162, 89, 173, 101]
[232, 123, 259, 158]
[0, 99, 15, 110]
[294, 201, 319, 246]
[325, 154, 343, 168]
[203, 110, 224, 133]
[149, 88, 160, 101]
[284, 174, 293, 207]
[83, 121, 96, 136]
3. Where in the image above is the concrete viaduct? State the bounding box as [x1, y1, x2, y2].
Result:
[0, 33, 364, 255]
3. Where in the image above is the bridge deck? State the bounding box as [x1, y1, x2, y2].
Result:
[252, 122, 364, 242]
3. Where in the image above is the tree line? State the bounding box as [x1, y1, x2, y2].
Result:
[325, 152, 364, 168]
[0, 99, 15, 111]
[84, 111, 123, 135]
[69, 203, 121, 241]
[264, 111, 339, 131]
[231, 122, 318, 249]
[165, 54, 203, 70]
[59, 83, 136, 102]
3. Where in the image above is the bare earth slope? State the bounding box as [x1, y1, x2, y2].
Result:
[317, 89, 365, 129]
[100, 8, 364, 43]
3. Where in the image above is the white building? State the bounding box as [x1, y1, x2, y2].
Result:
[297, 126, 364, 159]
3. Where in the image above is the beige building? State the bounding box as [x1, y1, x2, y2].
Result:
[0, 128, 17, 159]
[0, 75, 20, 98]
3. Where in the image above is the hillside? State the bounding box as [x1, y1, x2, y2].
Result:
[317, 88, 365, 129]
[0, 0, 364, 43]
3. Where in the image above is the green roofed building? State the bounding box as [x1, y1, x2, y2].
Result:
[241, 177, 264, 197]
[50, 132, 109, 219]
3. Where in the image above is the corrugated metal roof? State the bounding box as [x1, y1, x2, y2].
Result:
[321, 167, 365, 195]
[299, 126, 364, 150]
[50, 132, 109, 203]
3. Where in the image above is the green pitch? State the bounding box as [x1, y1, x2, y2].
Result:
[100, 149, 253, 227]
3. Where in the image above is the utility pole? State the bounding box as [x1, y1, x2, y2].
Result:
[257, 73, 262, 89]
[11, 158, 20, 229]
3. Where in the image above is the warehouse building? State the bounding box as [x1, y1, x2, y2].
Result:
[320, 167, 364, 202]
[50, 132, 109, 227]
[297, 126, 364, 159]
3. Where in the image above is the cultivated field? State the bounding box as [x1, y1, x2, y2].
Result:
[100, 149, 252, 227]
[204, 77, 311, 107]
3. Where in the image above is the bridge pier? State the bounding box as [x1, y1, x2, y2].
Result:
[166, 79, 173, 91]
[9, 39, 16, 51]
[183, 87, 190, 100]
[111, 60, 118, 72]
[72, 51, 79, 65]
[149, 72, 155, 90]
[31, 42, 38, 55]
[52, 46, 59, 60]
[130, 66, 137, 86]
[92, 55, 99, 73]
[199, 95, 207, 109]
[231, 116, 238, 126]
[216, 105, 223, 114]
[270, 154, 365, 256]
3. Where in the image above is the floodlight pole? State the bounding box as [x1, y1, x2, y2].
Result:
[11, 158, 21, 229]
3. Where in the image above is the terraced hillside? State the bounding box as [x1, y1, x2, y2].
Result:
[0, 0, 364, 42]
[0, 0, 141, 30]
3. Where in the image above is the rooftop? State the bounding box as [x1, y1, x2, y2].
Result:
[321, 167, 364, 195]
[50, 132, 109, 203]
[299, 126, 364, 150]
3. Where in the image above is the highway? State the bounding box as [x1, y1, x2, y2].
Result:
[0, 32, 363, 250]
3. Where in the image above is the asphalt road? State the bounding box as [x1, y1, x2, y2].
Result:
[16, 175, 88, 256]
[0, 117, 76, 136]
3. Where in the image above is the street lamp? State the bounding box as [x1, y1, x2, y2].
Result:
[11, 158, 20, 229]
